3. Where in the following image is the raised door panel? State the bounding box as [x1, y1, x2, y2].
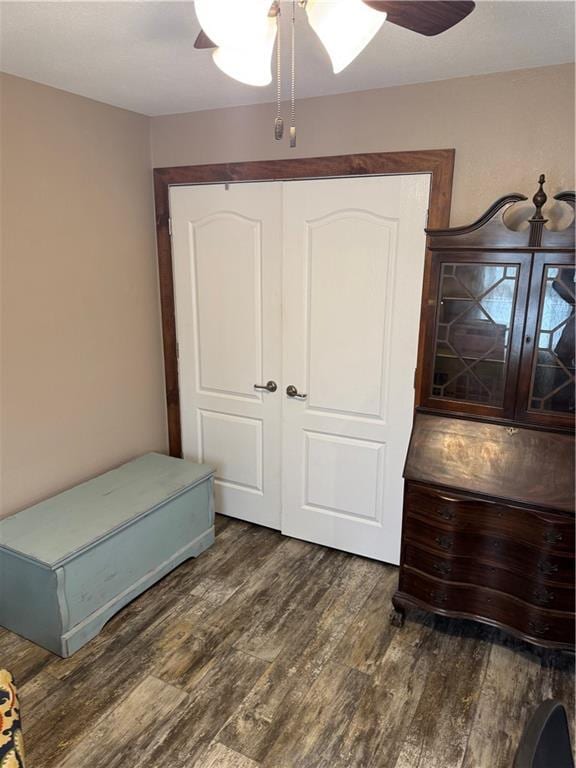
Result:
[307, 213, 393, 419]
[304, 431, 386, 523]
[192, 214, 262, 399]
[198, 410, 263, 493]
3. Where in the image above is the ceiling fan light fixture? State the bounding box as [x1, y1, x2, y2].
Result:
[212, 34, 276, 87]
[212, 39, 274, 86]
[195, 0, 273, 48]
[306, 0, 386, 74]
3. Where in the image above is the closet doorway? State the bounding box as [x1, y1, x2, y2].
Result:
[155, 151, 454, 564]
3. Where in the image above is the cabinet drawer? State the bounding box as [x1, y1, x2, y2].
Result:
[403, 515, 575, 583]
[403, 542, 575, 611]
[400, 567, 575, 648]
[405, 484, 574, 554]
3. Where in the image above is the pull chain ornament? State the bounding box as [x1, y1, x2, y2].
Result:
[272, 0, 298, 148]
[290, 0, 297, 147]
[274, 8, 283, 140]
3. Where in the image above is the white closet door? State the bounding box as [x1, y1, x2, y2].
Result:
[281, 175, 430, 563]
[170, 183, 282, 529]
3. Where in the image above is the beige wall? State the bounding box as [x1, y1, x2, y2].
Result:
[151, 64, 575, 226]
[0, 73, 167, 517]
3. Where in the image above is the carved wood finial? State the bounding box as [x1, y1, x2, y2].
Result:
[532, 174, 547, 220]
[529, 173, 548, 247]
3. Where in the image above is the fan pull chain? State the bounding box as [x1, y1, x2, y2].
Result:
[290, 0, 296, 148]
[274, 9, 283, 141]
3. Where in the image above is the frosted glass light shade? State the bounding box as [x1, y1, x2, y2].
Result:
[195, 0, 276, 87]
[213, 29, 277, 86]
[195, 0, 273, 48]
[306, 0, 386, 74]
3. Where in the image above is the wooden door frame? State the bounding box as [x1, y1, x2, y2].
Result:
[154, 149, 455, 457]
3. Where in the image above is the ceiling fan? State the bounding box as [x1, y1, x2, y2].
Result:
[193, 0, 475, 145]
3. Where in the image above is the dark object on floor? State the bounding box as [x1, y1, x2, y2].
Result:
[514, 700, 574, 768]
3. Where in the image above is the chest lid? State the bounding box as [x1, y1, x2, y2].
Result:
[405, 413, 575, 513]
[0, 453, 214, 567]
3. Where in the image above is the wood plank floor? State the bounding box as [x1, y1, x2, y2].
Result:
[1, 516, 573, 768]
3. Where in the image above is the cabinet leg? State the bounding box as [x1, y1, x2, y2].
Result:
[390, 599, 406, 628]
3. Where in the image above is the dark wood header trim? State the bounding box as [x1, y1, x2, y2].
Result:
[154, 149, 455, 456]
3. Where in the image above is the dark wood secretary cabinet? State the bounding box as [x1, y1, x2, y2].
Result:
[393, 176, 576, 650]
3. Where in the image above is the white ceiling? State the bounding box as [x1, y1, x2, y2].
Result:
[0, 1, 574, 116]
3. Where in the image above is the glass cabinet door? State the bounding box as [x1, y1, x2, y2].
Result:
[421, 253, 530, 417]
[517, 253, 575, 428]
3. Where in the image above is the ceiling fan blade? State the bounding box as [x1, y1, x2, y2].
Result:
[194, 29, 216, 49]
[362, 1, 475, 36]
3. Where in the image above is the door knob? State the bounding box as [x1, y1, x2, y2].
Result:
[286, 385, 307, 400]
[254, 380, 277, 393]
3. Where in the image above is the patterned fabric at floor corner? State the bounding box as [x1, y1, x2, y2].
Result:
[0, 670, 25, 767]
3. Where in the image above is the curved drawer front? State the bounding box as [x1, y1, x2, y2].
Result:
[403, 515, 575, 584]
[400, 567, 575, 647]
[403, 542, 575, 612]
[405, 484, 574, 554]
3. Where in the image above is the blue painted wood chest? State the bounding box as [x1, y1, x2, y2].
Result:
[0, 453, 215, 657]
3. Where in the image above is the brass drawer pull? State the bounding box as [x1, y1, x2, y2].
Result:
[430, 590, 448, 604]
[543, 530, 563, 545]
[533, 588, 555, 606]
[537, 559, 559, 575]
[434, 535, 453, 551]
[435, 494, 462, 504]
[528, 620, 550, 636]
[433, 561, 452, 576]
